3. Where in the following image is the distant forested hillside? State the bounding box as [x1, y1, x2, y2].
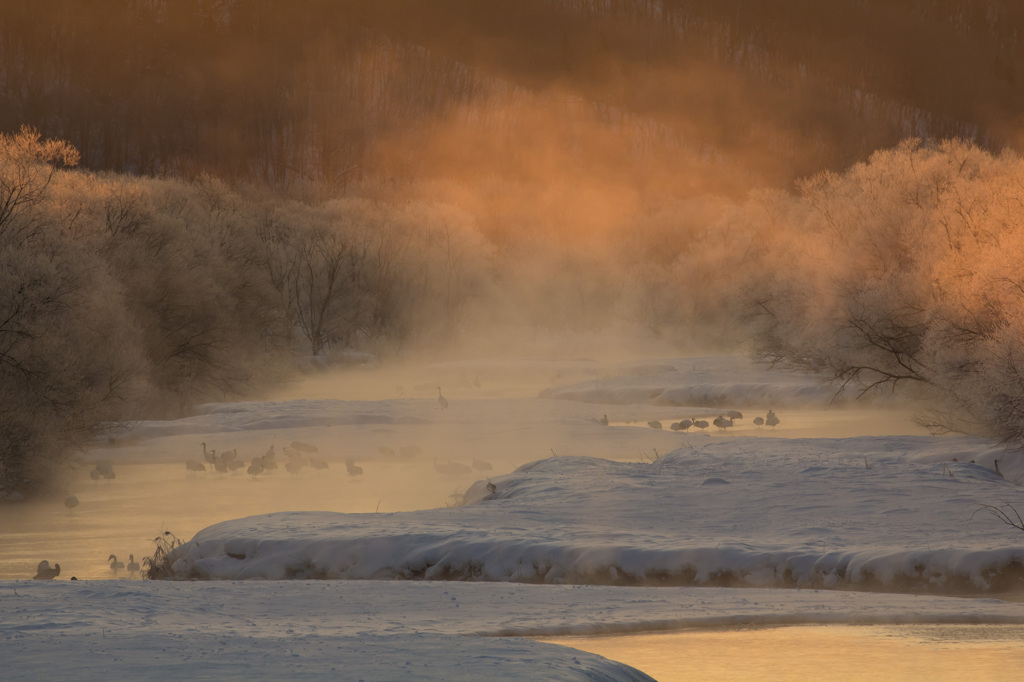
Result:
[1, 1, 1021, 188]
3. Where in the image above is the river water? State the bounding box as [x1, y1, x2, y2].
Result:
[0, 461, 442, 581]
[5, 461, 1022, 681]
[542, 624, 1024, 681]
[2, 362, 1017, 679]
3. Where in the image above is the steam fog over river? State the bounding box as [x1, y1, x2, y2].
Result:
[0, 462, 441, 581]
[1, 355, 932, 582]
[4, 355, 1024, 681]
[7, 3, 1024, 676]
[1, 402, 929, 582]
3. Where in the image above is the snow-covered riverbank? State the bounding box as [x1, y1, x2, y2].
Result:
[5, 580, 1024, 681]
[4, 355, 1023, 679]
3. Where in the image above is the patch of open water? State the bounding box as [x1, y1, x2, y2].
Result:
[0, 461, 443, 580]
[542, 624, 1024, 681]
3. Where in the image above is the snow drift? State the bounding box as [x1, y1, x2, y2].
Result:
[162, 437, 1024, 594]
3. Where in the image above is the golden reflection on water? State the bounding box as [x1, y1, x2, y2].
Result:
[0, 461, 450, 580]
[542, 624, 1024, 681]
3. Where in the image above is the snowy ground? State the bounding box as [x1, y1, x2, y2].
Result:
[165, 438, 1024, 592]
[4, 580, 1024, 681]
[3, 355, 1024, 679]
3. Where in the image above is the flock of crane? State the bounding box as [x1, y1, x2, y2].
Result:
[181, 438, 490, 480]
[44, 387, 779, 580]
[39, 385, 779, 580]
[176, 386, 482, 483]
[601, 409, 782, 432]
[185, 441, 334, 478]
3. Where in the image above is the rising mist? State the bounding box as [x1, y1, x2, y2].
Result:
[2, 1, 1024, 497]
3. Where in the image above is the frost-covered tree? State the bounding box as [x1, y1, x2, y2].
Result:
[753, 139, 1024, 448]
[258, 203, 370, 357]
[0, 130, 144, 495]
[0, 125, 78, 239]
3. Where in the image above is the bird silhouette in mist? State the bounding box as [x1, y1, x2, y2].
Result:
[247, 458, 265, 477]
[753, 416, 765, 427]
[437, 387, 448, 409]
[599, 414, 609, 426]
[648, 420, 662, 429]
[64, 494, 79, 513]
[765, 409, 780, 429]
[345, 458, 363, 477]
[186, 459, 206, 474]
[285, 458, 303, 475]
[108, 554, 125, 573]
[92, 461, 115, 480]
[693, 419, 709, 431]
[33, 560, 60, 580]
[126, 554, 140, 575]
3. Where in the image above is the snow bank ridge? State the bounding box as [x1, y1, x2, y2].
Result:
[163, 524, 1024, 594]
[161, 442, 1024, 595]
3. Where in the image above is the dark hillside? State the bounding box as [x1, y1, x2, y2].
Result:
[1, 1, 1020, 188]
